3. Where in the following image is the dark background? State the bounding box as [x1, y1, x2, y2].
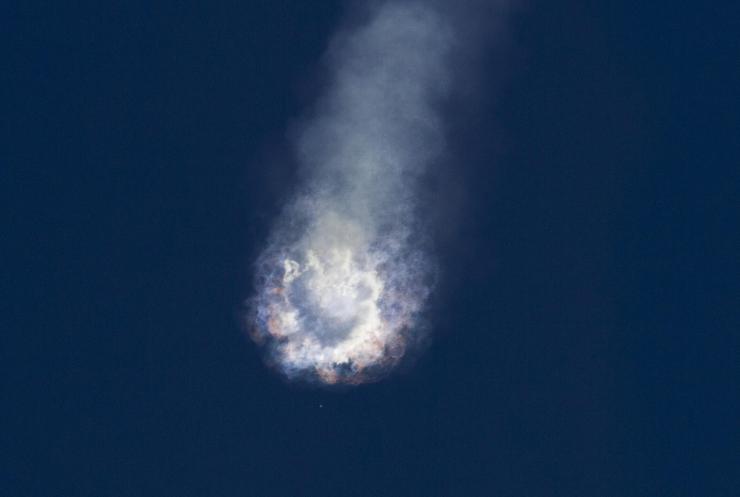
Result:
[4, 1, 738, 496]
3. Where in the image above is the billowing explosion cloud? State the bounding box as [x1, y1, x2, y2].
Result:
[250, 1, 504, 385]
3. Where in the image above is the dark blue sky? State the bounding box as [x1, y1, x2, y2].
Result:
[4, 1, 738, 496]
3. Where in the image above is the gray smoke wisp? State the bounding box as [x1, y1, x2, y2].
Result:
[250, 1, 504, 385]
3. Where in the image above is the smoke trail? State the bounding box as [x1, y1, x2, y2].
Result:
[250, 1, 502, 385]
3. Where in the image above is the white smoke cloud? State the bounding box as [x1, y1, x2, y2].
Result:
[249, 0, 507, 385]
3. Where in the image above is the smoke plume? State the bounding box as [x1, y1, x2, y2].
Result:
[250, 0, 505, 385]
